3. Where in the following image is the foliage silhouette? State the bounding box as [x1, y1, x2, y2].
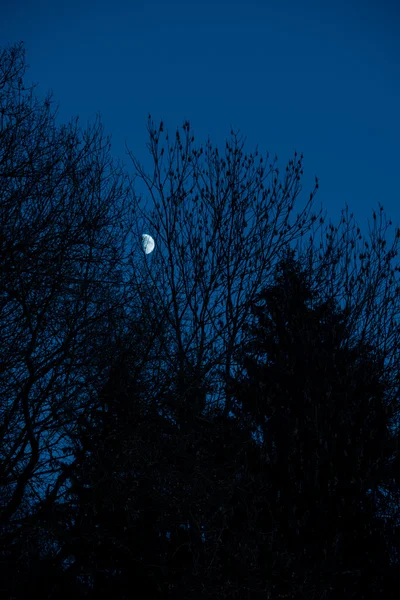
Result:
[223, 247, 400, 597]
[1, 40, 400, 600]
[32, 248, 400, 599]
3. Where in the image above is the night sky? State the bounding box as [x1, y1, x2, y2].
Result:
[2, 0, 399, 244]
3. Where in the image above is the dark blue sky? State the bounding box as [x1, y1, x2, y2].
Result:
[1, 0, 400, 241]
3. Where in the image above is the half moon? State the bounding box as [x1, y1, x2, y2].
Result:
[142, 233, 155, 254]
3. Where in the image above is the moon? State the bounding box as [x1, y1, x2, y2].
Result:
[142, 233, 155, 254]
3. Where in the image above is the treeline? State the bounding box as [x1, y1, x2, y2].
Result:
[1, 41, 400, 599]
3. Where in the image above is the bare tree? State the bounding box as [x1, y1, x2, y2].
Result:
[0, 42, 135, 526]
[124, 116, 400, 535]
[125, 116, 323, 418]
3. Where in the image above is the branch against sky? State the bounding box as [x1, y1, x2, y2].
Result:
[125, 116, 400, 426]
[293, 201, 400, 412]
[125, 116, 323, 415]
[0, 42, 134, 524]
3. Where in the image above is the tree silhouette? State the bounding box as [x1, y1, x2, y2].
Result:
[125, 117, 323, 421]
[223, 247, 400, 597]
[0, 41, 135, 597]
[41, 249, 400, 599]
[48, 339, 270, 598]
[2, 40, 400, 599]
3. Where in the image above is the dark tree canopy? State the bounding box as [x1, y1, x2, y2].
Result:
[1, 41, 400, 600]
[223, 247, 399, 596]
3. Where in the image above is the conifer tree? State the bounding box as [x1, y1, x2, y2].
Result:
[223, 247, 399, 597]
